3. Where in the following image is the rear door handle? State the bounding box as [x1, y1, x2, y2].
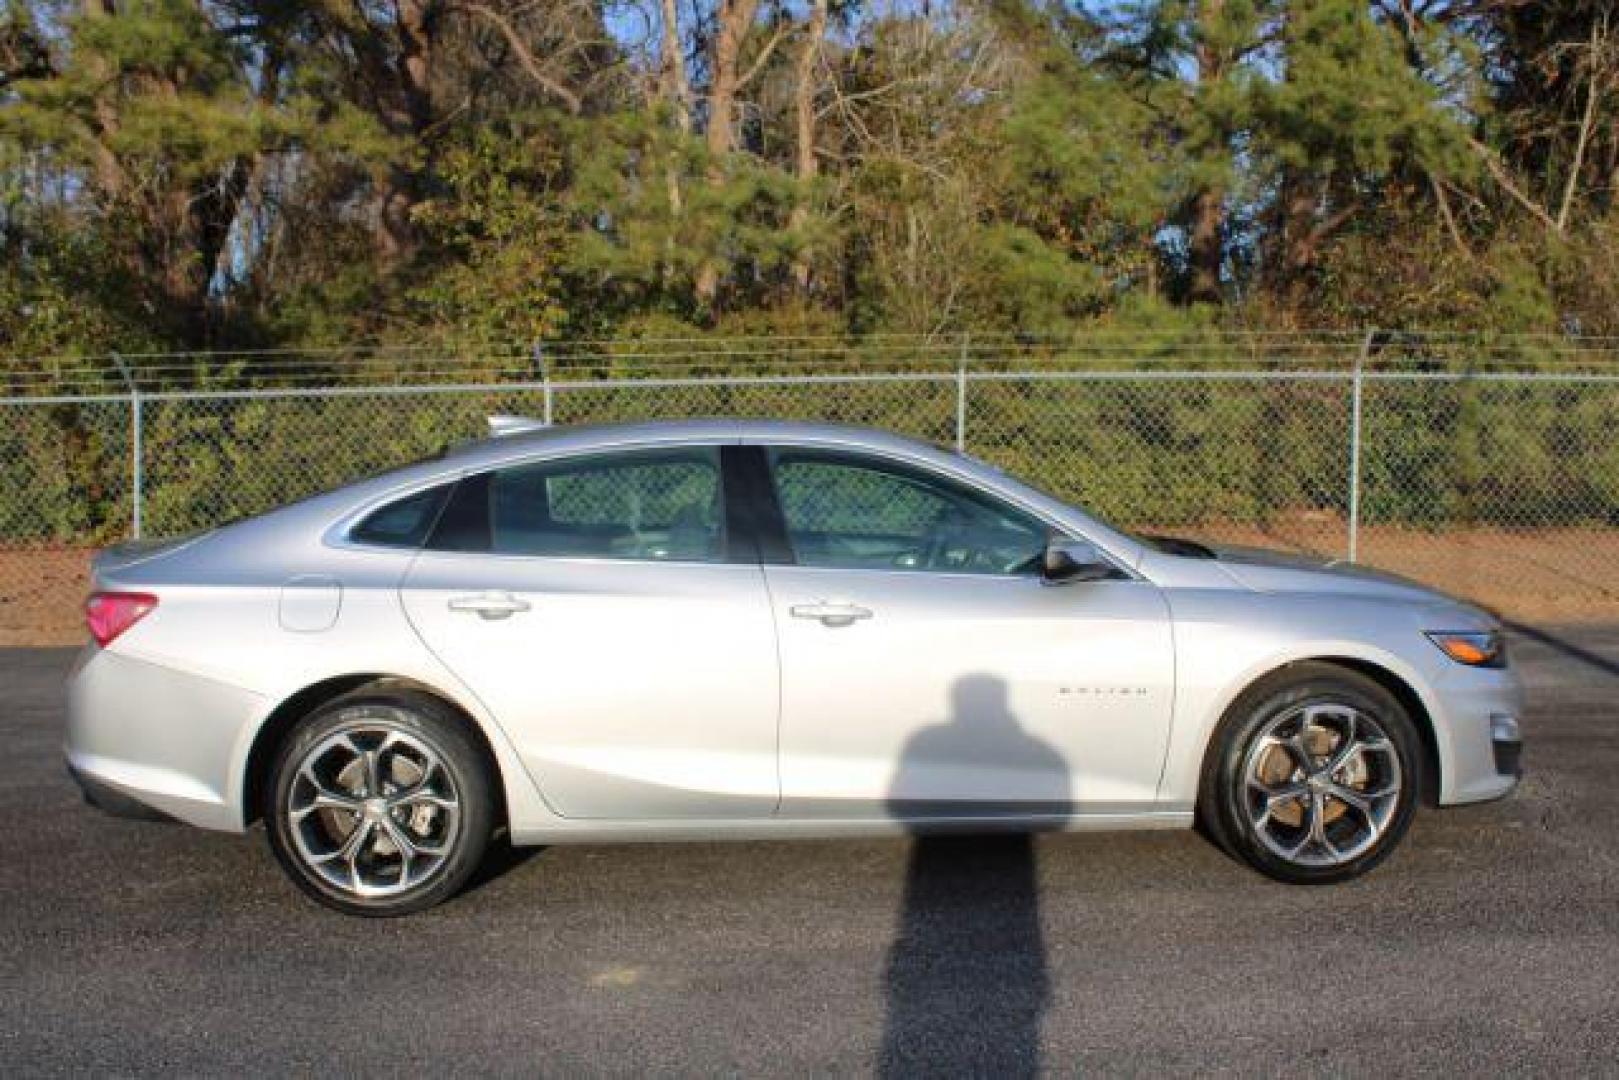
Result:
[789, 601, 873, 627]
[447, 592, 531, 620]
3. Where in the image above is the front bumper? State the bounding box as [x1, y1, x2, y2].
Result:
[1433, 663, 1525, 805]
[66, 646, 266, 832]
[1490, 713, 1523, 779]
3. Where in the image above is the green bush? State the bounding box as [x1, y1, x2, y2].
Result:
[4, 337, 1617, 546]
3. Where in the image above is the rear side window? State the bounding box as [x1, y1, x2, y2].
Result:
[429, 447, 726, 562]
[349, 484, 452, 548]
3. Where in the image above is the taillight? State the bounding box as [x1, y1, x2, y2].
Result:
[85, 591, 158, 647]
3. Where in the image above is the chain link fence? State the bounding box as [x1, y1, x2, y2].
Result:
[3, 332, 1617, 644]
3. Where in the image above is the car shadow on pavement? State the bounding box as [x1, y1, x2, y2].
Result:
[1506, 621, 1619, 681]
[462, 836, 545, 899]
[879, 674, 1068, 1078]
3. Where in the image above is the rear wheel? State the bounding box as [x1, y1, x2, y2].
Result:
[1199, 663, 1421, 884]
[265, 689, 495, 916]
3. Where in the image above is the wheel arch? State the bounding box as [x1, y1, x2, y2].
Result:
[242, 673, 510, 827]
[1197, 654, 1444, 808]
[1313, 656, 1442, 807]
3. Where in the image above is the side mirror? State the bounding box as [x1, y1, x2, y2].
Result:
[1042, 538, 1117, 584]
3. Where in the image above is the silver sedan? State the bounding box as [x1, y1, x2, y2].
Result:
[67, 419, 1523, 915]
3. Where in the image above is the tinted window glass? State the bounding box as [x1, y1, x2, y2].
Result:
[350, 484, 451, 548]
[428, 474, 492, 552]
[768, 450, 1046, 574]
[477, 448, 725, 561]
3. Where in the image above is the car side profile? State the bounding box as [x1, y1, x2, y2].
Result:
[67, 419, 1523, 915]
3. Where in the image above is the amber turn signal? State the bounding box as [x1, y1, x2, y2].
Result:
[1425, 630, 1505, 668]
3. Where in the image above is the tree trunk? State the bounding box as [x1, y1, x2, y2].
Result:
[1187, 188, 1223, 304]
[705, 0, 758, 161]
[373, 0, 441, 268]
[1273, 172, 1315, 308]
[651, 0, 692, 288]
[158, 158, 252, 344]
[694, 0, 761, 305]
[1187, 0, 1226, 305]
[789, 0, 829, 291]
[660, 0, 691, 134]
[80, 0, 124, 200]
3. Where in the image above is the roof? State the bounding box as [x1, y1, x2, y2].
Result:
[445, 417, 951, 469]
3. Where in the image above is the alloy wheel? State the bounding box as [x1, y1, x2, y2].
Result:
[1239, 702, 1403, 868]
[285, 712, 463, 899]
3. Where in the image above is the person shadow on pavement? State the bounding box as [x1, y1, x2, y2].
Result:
[878, 673, 1070, 1078]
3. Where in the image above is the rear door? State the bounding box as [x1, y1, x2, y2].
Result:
[400, 443, 781, 819]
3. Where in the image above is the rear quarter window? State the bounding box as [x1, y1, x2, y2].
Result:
[349, 484, 453, 548]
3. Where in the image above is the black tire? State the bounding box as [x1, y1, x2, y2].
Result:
[1197, 662, 1422, 885]
[265, 688, 496, 916]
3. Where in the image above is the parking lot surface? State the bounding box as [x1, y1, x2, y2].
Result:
[3, 627, 1617, 1074]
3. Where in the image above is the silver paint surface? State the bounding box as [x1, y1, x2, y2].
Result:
[65, 419, 1521, 842]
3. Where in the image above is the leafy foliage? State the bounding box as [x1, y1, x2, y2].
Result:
[0, 1, 1617, 345]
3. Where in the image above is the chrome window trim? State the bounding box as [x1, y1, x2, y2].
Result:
[758, 560, 1153, 586]
[751, 437, 1143, 582]
[326, 473, 470, 553]
[401, 548, 765, 571]
[325, 440, 738, 557]
[324, 433, 1138, 580]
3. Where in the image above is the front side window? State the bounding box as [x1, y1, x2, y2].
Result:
[437, 447, 726, 561]
[766, 449, 1047, 574]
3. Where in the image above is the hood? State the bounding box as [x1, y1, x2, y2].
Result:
[1160, 537, 1464, 606]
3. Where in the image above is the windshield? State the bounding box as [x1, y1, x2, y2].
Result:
[953, 450, 1156, 543]
[954, 450, 1222, 557]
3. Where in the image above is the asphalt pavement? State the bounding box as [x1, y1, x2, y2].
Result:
[3, 627, 1617, 1075]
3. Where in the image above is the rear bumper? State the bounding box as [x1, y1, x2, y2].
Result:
[67, 761, 177, 823]
[66, 646, 266, 832]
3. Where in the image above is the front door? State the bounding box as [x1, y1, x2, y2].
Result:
[755, 445, 1174, 820]
[401, 444, 780, 819]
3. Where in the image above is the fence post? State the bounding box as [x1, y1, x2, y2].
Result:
[532, 341, 553, 425]
[955, 332, 969, 453]
[1347, 330, 1375, 563]
[111, 352, 142, 539]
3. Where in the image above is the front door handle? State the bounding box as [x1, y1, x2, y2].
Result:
[789, 601, 873, 627]
[447, 592, 531, 620]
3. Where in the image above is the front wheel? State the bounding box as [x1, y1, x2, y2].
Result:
[1198, 663, 1421, 884]
[265, 689, 496, 916]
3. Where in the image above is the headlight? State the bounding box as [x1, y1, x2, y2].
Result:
[1425, 630, 1506, 668]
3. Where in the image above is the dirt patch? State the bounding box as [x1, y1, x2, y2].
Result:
[1183, 517, 1619, 624]
[3, 524, 1614, 647]
[0, 547, 92, 648]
